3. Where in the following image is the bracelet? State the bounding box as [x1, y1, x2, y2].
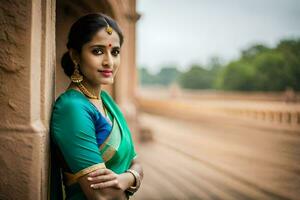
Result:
[125, 169, 141, 196]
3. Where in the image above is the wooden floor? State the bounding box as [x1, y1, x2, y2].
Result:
[132, 113, 300, 200]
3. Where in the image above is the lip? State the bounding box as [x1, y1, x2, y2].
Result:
[98, 69, 113, 77]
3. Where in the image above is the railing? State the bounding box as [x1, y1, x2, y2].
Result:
[136, 95, 300, 131]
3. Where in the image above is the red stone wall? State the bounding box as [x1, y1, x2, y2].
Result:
[0, 0, 138, 199]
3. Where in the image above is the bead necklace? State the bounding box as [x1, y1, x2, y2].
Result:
[76, 82, 99, 100]
[76, 82, 110, 121]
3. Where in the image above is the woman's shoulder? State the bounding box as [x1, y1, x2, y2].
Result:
[101, 90, 120, 106]
[100, 90, 113, 102]
[100, 90, 124, 116]
[52, 89, 94, 113]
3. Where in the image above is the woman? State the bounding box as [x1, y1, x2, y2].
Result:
[50, 13, 143, 200]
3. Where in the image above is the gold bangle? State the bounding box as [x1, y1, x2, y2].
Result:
[125, 169, 141, 195]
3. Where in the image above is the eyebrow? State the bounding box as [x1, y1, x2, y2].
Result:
[89, 44, 120, 49]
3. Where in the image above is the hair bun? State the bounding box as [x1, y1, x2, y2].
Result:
[61, 52, 74, 77]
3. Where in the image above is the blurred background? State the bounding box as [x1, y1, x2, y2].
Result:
[133, 0, 300, 199]
[0, 0, 299, 199]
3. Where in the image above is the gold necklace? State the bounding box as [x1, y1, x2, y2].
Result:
[76, 82, 99, 100]
[76, 82, 110, 121]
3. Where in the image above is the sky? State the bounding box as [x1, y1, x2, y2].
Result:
[136, 0, 300, 73]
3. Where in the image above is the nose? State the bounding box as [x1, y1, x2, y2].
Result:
[102, 51, 113, 68]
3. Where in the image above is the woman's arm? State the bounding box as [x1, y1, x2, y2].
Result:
[78, 172, 127, 200]
[128, 157, 144, 182]
[87, 158, 144, 194]
[51, 100, 126, 200]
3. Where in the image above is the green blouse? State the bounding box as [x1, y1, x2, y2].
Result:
[50, 89, 137, 200]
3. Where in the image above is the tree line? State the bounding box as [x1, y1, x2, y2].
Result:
[138, 38, 300, 91]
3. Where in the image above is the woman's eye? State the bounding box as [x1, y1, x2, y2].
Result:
[111, 49, 120, 56]
[92, 49, 103, 55]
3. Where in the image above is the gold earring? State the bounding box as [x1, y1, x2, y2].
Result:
[71, 63, 83, 83]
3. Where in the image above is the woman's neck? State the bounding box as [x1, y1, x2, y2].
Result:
[82, 79, 102, 96]
[68, 80, 102, 97]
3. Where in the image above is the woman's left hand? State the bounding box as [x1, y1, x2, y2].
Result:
[87, 168, 130, 191]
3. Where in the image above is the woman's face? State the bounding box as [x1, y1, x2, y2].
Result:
[78, 28, 121, 85]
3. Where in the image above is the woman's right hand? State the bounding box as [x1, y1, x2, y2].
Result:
[79, 172, 127, 200]
[88, 168, 135, 192]
[87, 168, 123, 190]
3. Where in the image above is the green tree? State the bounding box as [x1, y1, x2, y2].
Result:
[138, 67, 157, 85]
[217, 60, 256, 91]
[217, 38, 300, 91]
[276, 39, 300, 90]
[155, 67, 181, 86]
[138, 38, 300, 91]
[252, 51, 286, 91]
[179, 64, 214, 89]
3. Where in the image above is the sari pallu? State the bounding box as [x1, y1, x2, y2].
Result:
[50, 89, 137, 200]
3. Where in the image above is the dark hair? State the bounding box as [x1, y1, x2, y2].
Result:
[61, 13, 124, 77]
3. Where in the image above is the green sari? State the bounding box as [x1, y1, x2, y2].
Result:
[50, 89, 137, 200]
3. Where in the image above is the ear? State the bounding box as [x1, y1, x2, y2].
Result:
[69, 49, 80, 65]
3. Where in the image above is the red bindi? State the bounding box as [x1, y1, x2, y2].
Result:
[108, 44, 112, 47]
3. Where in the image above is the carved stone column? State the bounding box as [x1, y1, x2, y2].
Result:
[0, 0, 56, 199]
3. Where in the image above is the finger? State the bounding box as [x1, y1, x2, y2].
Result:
[88, 174, 117, 182]
[89, 169, 111, 177]
[91, 179, 119, 189]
